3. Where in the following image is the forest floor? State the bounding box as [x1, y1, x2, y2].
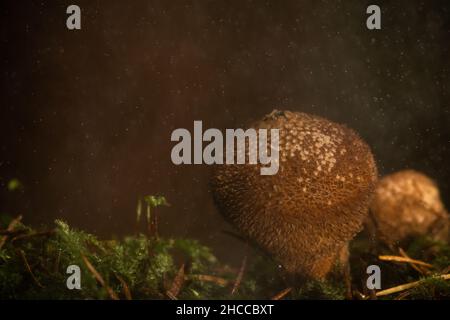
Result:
[0, 213, 449, 300]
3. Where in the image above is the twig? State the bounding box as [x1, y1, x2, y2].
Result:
[398, 248, 429, 275]
[376, 274, 450, 297]
[231, 255, 247, 295]
[394, 290, 411, 300]
[115, 274, 132, 300]
[11, 230, 56, 243]
[342, 256, 352, 299]
[54, 250, 61, 273]
[221, 230, 247, 243]
[271, 287, 292, 300]
[188, 274, 229, 287]
[441, 265, 450, 274]
[0, 215, 22, 249]
[18, 249, 44, 288]
[166, 263, 185, 300]
[0, 230, 25, 236]
[81, 254, 119, 300]
[153, 211, 159, 239]
[378, 255, 433, 268]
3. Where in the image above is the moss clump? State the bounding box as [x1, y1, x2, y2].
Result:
[293, 279, 346, 300]
[349, 230, 450, 300]
[0, 215, 449, 299]
[408, 276, 450, 299]
[406, 236, 450, 270]
[0, 218, 223, 299]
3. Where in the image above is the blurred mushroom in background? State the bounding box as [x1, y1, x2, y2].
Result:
[369, 170, 449, 246]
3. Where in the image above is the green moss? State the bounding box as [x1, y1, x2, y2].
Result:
[403, 275, 450, 300]
[407, 236, 450, 270]
[0, 216, 449, 299]
[0, 219, 228, 299]
[294, 279, 346, 300]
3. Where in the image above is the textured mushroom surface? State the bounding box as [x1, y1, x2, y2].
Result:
[370, 170, 449, 245]
[211, 110, 378, 279]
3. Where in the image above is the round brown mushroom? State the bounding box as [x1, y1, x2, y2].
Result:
[370, 170, 449, 245]
[211, 110, 378, 279]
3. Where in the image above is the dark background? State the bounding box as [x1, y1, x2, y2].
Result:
[1, 0, 449, 265]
